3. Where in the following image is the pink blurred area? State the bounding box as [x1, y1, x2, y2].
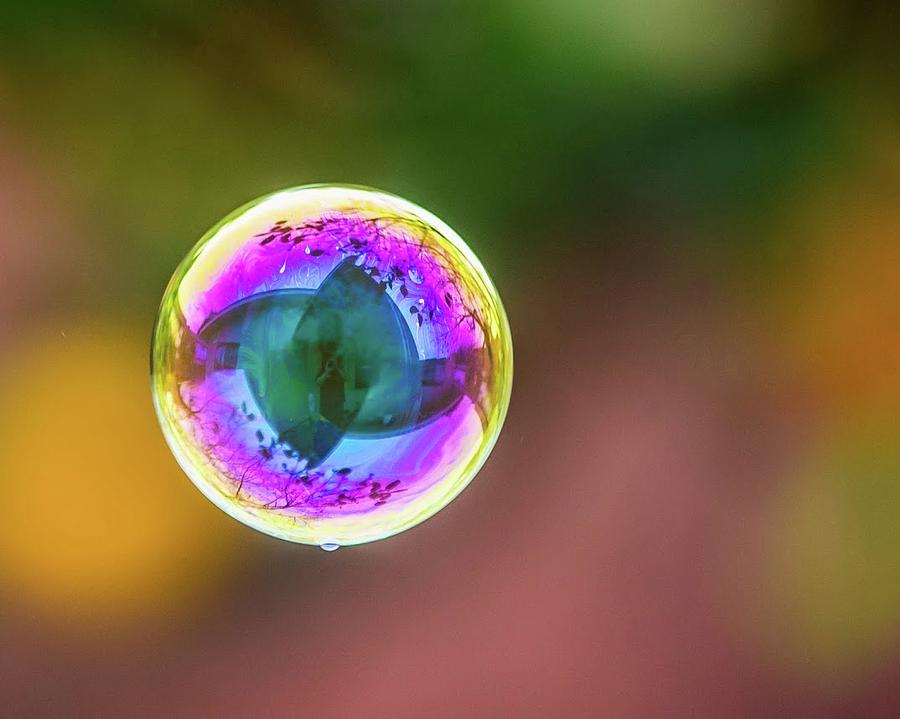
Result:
[0, 126, 75, 334]
[3, 248, 899, 717]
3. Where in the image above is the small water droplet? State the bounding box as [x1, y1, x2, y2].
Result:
[279, 259, 287, 274]
[320, 542, 340, 552]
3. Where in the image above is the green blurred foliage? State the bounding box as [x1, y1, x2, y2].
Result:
[1, 0, 895, 320]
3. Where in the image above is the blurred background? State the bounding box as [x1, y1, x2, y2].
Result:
[0, 1, 898, 716]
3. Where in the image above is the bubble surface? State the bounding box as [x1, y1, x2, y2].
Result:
[151, 185, 512, 546]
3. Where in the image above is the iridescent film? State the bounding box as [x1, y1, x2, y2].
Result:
[151, 185, 512, 548]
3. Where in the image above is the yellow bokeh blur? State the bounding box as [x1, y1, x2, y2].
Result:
[765, 417, 900, 674]
[511, 0, 831, 93]
[784, 194, 900, 416]
[753, 161, 900, 675]
[0, 321, 243, 627]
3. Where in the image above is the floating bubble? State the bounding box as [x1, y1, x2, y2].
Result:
[151, 185, 513, 547]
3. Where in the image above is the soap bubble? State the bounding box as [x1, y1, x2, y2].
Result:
[151, 185, 512, 548]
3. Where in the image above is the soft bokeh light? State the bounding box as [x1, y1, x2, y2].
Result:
[0, 1, 897, 716]
[0, 322, 242, 627]
[511, 0, 833, 94]
[779, 185, 900, 417]
[764, 416, 900, 675]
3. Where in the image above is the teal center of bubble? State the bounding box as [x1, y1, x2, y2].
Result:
[200, 258, 463, 467]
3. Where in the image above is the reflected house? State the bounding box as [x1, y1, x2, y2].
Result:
[196, 259, 481, 467]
